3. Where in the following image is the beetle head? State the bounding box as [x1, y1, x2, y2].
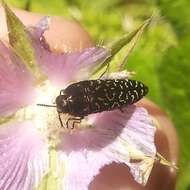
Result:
[55, 95, 69, 113]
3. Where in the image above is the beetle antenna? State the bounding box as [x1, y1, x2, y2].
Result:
[37, 103, 56, 108]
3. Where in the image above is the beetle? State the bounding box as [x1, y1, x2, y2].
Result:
[38, 78, 148, 128]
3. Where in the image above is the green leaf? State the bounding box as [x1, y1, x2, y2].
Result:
[109, 17, 152, 58]
[2, 1, 45, 81]
[93, 16, 153, 75]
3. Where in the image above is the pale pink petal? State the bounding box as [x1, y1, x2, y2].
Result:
[0, 41, 35, 116]
[28, 17, 111, 85]
[58, 105, 156, 189]
[0, 121, 49, 190]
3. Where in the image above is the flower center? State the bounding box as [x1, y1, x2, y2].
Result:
[14, 81, 60, 138]
[14, 80, 93, 143]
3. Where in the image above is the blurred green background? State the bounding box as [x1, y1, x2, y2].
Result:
[5, 0, 190, 189]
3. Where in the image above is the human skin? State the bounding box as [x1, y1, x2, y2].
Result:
[0, 7, 179, 190]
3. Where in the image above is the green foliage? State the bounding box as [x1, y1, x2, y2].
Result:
[126, 22, 176, 104]
[29, 0, 70, 16]
[158, 36, 190, 190]
[157, 1, 190, 188]
[158, 0, 190, 37]
[4, 0, 26, 9]
[3, 0, 190, 189]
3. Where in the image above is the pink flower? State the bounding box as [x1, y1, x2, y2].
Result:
[0, 16, 158, 190]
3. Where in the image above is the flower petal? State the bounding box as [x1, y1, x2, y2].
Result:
[28, 17, 111, 85]
[0, 121, 49, 190]
[0, 41, 35, 116]
[58, 105, 156, 189]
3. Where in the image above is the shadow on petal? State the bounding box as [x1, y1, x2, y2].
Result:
[57, 105, 138, 152]
[57, 105, 157, 189]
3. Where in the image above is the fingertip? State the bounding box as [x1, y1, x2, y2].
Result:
[0, 6, 94, 51]
[90, 99, 179, 190]
[43, 16, 94, 52]
[137, 98, 179, 164]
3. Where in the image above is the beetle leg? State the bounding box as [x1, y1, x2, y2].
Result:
[99, 62, 110, 79]
[119, 108, 124, 113]
[66, 117, 83, 129]
[58, 113, 64, 127]
[66, 118, 71, 128]
[71, 119, 82, 129]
